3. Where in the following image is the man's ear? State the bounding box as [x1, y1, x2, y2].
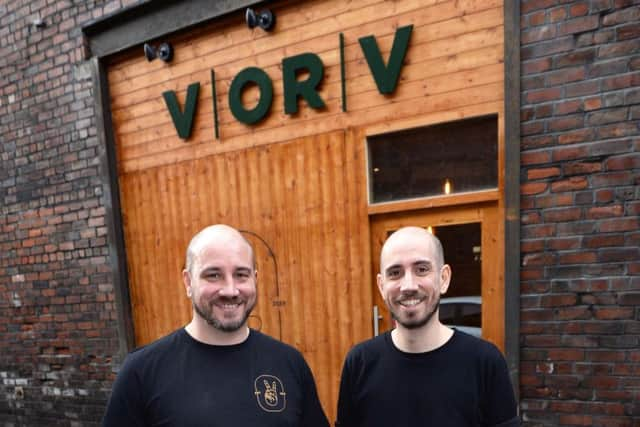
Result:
[183, 270, 192, 298]
[377, 273, 384, 297]
[439, 264, 451, 295]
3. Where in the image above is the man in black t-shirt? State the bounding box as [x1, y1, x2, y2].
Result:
[102, 224, 329, 427]
[336, 226, 519, 427]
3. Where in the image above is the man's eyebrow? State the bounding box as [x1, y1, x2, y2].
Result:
[384, 264, 402, 272]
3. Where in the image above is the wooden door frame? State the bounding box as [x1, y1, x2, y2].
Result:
[369, 201, 504, 351]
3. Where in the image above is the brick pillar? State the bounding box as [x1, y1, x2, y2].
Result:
[0, 1, 137, 426]
[520, 1, 639, 426]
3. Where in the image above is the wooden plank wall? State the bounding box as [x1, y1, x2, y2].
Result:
[106, 0, 505, 421]
[118, 130, 371, 419]
[107, 0, 504, 173]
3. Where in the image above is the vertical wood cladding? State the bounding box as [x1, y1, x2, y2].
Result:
[107, 0, 505, 172]
[107, 0, 506, 421]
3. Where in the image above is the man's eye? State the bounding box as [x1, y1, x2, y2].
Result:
[204, 272, 221, 280]
[235, 271, 251, 280]
[387, 270, 402, 279]
[415, 266, 430, 275]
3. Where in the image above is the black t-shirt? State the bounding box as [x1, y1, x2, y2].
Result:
[336, 329, 519, 427]
[102, 328, 329, 427]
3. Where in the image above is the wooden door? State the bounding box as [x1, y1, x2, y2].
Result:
[369, 202, 504, 351]
[118, 130, 372, 421]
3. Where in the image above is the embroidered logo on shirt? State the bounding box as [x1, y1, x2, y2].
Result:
[254, 374, 286, 412]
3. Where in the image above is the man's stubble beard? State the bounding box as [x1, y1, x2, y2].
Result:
[193, 297, 256, 332]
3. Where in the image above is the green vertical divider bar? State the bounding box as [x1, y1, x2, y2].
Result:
[340, 33, 347, 112]
[211, 69, 219, 139]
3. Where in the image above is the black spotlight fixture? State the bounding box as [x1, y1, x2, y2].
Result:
[245, 8, 275, 31]
[143, 42, 174, 63]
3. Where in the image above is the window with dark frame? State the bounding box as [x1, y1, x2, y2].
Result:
[367, 115, 498, 204]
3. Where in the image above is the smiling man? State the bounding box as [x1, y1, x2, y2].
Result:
[102, 224, 329, 427]
[336, 226, 519, 427]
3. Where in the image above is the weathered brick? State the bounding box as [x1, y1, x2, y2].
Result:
[592, 171, 635, 187]
[557, 15, 600, 36]
[534, 103, 554, 118]
[563, 161, 602, 176]
[548, 115, 584, 131]
[584, 96, 602, 110]
[547, 236, 581, 250]
[600, 217, 639, 232]
[546, 66, 586, 85]
[522, 24, 557, 44]
[522, 150, 552, 165]
[527, 167, 561, 180]
[565, 79, 600, 97]
[523, 134, 555, 149]
[554, 99, 583, 115]
[617, 23, 640, 40]
[522, 0, 559, 14]
[543, 207, 582, 222]
[525, 87, 563, 103]
[522, 182, 549, 195]
[584, 234, 626, 248]
[558, 128, 595, 144]
[528, 10, 547, 26]
[600, 39, 640, 60]
[596, 122, 638, 139]
[551, 177, 589, 193]
[523, 57, 553, 75]
[521, 36, 575, 60]
[587, 205, 625, 219]
[554, 48, 596, 68]
[598, 247, 640, 262]
[587, 107, 629, 125]
[552, 146, 590, 162]
[605, 153, 640, 170]
[602, 7, 640, 26]
[588, 58, 632, 77]
[569, 3, 589, 17]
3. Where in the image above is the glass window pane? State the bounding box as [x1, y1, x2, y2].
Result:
[367, 115, 498, 203]
[435, 222, 482, 333]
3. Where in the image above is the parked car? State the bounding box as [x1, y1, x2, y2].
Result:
[439, 295, 482, 337]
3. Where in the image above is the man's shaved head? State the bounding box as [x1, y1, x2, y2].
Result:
[184, 224, 255, 273]
[380, 226, 445, 272]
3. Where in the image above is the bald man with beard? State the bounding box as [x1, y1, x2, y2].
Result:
[336, 226, 519, 427]
[103, 224, 329, 427]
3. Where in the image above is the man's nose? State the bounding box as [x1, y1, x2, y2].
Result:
[218, 276, 240, 296]
[399, 273, 419, 292]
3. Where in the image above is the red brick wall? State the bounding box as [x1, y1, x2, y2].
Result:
[0, 1, 137, 425]
[520, 1, 639, 426]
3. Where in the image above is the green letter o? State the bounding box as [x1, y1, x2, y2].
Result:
[228, 67, 273, 125]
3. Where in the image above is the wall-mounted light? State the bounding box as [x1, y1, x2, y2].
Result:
[143, 42, 174, 63]
[245, 8, 275, 31]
